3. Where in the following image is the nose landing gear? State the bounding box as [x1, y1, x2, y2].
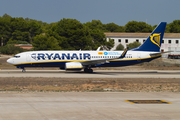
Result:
[16, 66, 26, 73]
[22, 69, 26, 73]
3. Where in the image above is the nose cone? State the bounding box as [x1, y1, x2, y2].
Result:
[7, 58, 13, 64]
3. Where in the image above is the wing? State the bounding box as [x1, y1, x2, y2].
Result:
[81, 47, 129, 66]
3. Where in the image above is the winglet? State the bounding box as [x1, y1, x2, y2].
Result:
[119, 47, 129, 58]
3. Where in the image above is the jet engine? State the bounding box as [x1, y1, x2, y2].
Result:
[65, 62, 83, 71]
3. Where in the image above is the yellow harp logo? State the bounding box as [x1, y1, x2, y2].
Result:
[150, 33, 161, 47]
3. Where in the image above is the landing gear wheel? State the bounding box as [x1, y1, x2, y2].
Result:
[88, 69, 93, 73]
[84, 68, 89, 73]
[84, 68, 93, 73]
[22, 69, 26, 73]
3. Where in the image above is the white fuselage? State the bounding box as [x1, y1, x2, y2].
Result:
[7, 50, 160, 69]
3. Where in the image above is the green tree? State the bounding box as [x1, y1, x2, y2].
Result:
[105, 38, 114, 50]
[32, 34, 61, 50]
[10, 17, 30, 43]
[84, 20, 106, 30]
[49, 18, 93, 50]
[28, 21, 43, 43]
[0, 15, 44, 46]
[153, 23, 171, 33]
[169, 20, 180, 33]
[125, 21, 152, 32]
[84, 20, 115, 50]
[2, 13, 11, 19]
[9, 30, 30, 43]
[90, 29, 114, 50]
[127, 41, 141, 49]
[152, 25, 157, 30]
[115, 43, 124, 50]
[9, 17, 42, 44]
[0, 14, 12, 45]
[165, 23, 171, 33]
[104, 23, 124, 32]
[90, 29, 107, 50]
[25, 18, 51, 33]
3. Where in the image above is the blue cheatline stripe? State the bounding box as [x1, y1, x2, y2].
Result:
[15, 55, 161, 68]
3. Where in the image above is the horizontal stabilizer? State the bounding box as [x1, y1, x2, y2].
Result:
[150, 51, 173, 56]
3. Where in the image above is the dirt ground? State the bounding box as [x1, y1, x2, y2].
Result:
[0, 77, 180, 92]
[1, 56, 180, 92]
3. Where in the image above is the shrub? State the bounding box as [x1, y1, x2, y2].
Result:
[15, 41, 29, 44]
[115, 43, 124, 50]
[127, 41, 141, 49]
[7, 40, 29, 44]
[0, 44, 25, 55]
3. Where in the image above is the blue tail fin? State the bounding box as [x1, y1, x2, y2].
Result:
[132, 22, 167, 52]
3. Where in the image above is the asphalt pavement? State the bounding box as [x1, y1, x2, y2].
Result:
[1, 69, 180, 78]
[0, 92, 179, 120]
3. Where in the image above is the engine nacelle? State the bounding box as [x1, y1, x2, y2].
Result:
[65, 62, 83, 71]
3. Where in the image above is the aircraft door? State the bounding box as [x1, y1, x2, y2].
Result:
[26, 53, 31, 62]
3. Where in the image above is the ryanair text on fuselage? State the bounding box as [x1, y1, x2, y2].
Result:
[31, 52, 122, 60]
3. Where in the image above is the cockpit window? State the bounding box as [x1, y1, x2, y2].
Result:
[13, 56, 20, 58]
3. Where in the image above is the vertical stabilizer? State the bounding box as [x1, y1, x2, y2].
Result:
[132, 22, 167, 52]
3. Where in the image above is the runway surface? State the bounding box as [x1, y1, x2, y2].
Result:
[0, 92, 179, 120]
[1, 69, 180, 78]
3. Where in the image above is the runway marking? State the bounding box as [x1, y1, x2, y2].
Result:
[125, 100, 171, 104]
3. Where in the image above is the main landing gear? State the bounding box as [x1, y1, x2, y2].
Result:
[84, 68, 93, 73]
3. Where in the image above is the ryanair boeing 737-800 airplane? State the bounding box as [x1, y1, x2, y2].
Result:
[7, 22, 167, 73]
